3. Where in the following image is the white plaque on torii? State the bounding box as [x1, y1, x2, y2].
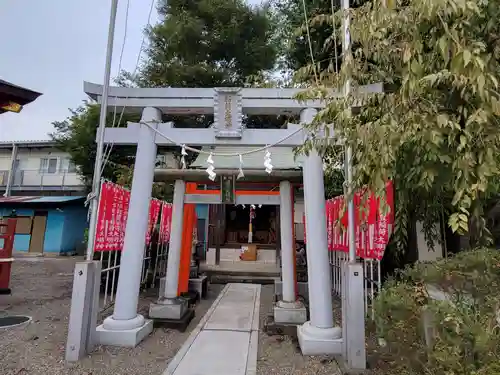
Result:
[213, 87, 243, 139]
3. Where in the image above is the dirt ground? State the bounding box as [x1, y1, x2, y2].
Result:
[0, 256, 341, 375]
[257, 285, 342, 375]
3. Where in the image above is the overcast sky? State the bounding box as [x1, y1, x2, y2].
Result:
[0, 0, 159, 141]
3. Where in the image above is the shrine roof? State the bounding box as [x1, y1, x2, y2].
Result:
[0, 79, 42, 114]
[190, 146, 303, 170]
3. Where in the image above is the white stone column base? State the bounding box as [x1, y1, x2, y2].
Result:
[297, 321, 343, 355]
[149, 297, 188, 320]
[96, 314, 153, 347]
[273, 300, 307, 324]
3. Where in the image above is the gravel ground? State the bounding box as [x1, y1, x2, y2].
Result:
[257, 285, 342, 375]
[1, 256, 343, 375]
[0, 256, 222, 375]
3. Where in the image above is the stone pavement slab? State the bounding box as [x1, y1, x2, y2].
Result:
[163, 283, 261, 375]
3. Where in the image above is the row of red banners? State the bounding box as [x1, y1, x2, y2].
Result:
[94, 181, 173, 252]
[303, 181, 394, 260]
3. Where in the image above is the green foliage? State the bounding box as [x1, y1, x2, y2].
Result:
[324, 167, 344, 198]
[298, 0, 500, 252]
[50, 103, 138, 189]
[83, 227, 89, 245]
[115, 163, 174, 201]
[129, 0, 278, 88]
[372, 248, 500, 375]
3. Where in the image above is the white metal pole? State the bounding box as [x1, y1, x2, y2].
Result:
[85, 0, 119, 261]
[342, 0, 356, 262]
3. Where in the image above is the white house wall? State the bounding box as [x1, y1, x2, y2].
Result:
[0, 150, 13, 170]
[0, 145, 178, 191]
[0, 147, 83, 188]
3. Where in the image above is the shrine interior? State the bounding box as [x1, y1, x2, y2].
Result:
[224, 204, 277, 246]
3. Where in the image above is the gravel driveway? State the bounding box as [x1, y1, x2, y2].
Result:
[0, 256, 222, 375]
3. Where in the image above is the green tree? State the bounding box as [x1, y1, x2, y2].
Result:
[132, 0, 278, 88]
[300, 0, 500, 252]
[271, 0, 368, 81]
[50, 103, 138, 189]
[52, 0, 280, 198]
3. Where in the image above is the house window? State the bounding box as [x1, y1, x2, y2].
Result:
[39, 158, 58, 174]
[60, 157, 77, 173]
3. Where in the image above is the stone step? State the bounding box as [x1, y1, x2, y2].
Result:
[208, 274, 276, 285]
[201, 267, 279, 277]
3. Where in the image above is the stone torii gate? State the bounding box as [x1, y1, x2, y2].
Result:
[84, 81, 382, 359]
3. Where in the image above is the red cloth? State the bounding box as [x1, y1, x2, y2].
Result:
[294, 181, 394, 260]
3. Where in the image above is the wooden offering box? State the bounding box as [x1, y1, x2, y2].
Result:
[239, 244, 257, 261]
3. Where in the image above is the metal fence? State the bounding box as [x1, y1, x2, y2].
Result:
[330, 251, 348, 296]
[329, 251, 382, 320]
[96, 239, 169, 314]
[362, 259, 382, 320]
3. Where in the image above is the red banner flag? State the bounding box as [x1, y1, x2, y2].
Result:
[303, 181, 394, 260]
[326, 200, 333, 250]
[94, 181, 108, 252]
[159, 203, 173, 243]
[146, 199, 162, 246]
[371, 181, 394, 260]
[111, 185, 122, 250]
[119, 188, 130, 250]
[94, 181, 115, 251]
[108, 184, 119, 250]
[94, 182, 131, 252]
[93, 181, 174, 253]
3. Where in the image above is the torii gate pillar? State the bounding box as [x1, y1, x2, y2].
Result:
[297, 108, 342, 355]
[95, 107, 160, 347]
[273, 180, 307, 324]
[149, 179, 192, 323]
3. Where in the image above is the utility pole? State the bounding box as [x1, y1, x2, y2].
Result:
[85, 0, 119, 261]
[342, 0, 356, 262]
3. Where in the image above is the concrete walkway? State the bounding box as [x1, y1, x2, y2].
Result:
[163, 283, 261, 375]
